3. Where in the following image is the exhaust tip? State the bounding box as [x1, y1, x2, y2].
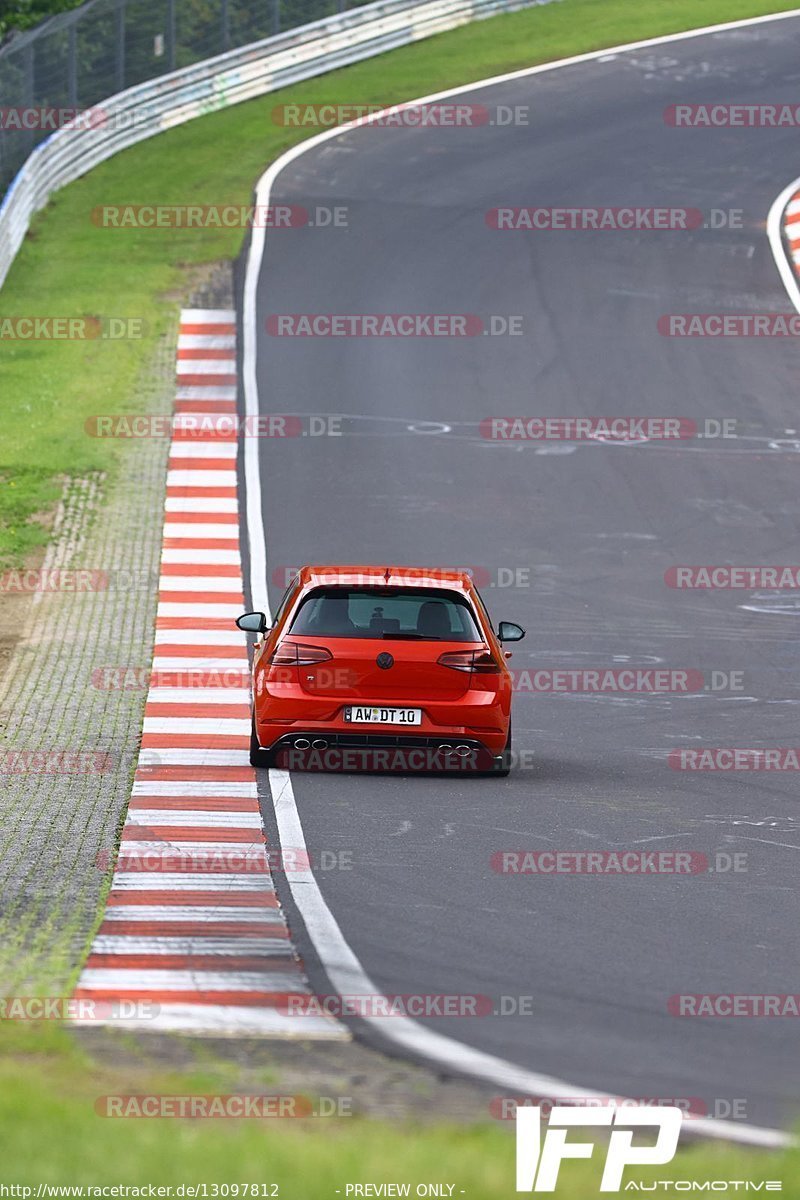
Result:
[311, 738, 328, 750]
[439, 744, 453, 755]
[294, 737, 311, 750]
[455, 744, 472, 757]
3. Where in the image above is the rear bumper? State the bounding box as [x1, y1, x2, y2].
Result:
[265, 732, 500, 773]
[254, 689, 509, 758]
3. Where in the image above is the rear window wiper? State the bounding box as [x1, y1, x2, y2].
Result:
[378, 632, 442, 640]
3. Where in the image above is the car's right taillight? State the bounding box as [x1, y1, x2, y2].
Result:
[437, 649, 501, 674]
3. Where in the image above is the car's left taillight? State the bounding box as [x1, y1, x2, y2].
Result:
[269, 642, 333, 667]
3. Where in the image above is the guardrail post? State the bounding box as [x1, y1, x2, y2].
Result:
[68, 22, 77, 108]
[23, 42, 35, 163]
[167, 0, 176, 71]
[221, 0, 230, 52]
[116, 0, 126, 93]
[24, 42, 34, 109]
[220, 0, 230, 52]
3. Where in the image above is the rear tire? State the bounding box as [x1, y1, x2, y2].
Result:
[249, 714, 274, 768]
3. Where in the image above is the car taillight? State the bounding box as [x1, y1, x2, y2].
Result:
[269, 642, 333, 667]
[437, 649, 501, 674]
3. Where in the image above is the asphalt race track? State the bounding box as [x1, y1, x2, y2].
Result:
[242, 15, 800, 1132]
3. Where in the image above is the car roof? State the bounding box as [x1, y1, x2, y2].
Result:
[296, 565, 474, 591]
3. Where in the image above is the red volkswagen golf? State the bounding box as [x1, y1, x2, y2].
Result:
[236, 565, 525, 774]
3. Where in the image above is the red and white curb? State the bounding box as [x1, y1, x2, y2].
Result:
[783, 190, 800, 273]
[74, 308, 346, 1038]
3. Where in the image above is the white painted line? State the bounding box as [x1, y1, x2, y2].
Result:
[156, 602, 243, 619]
[167, 470, 238, 488]
[162, 523, 240, 541]
[146, 688, 251, 705]
[131, 782, 257, 798]
[102, 906, 281, 922]
[110, 872, 271, 890]
[150, 655, 248, 671]
[78, 969, 300, 989]
[150, 657, 247, 672]
[182, 309, 236, 323]
[158, 578, 244, 595]
[143, 717, 250, 734]
[92, 936, 291, 954]
[178, 335, 236, 350]
[176, 359, 235, 375]
[768, 177, 800, 316]
[115, 845, 266, 863]
[125, 808, 261, 827]
[241, 14, 800, 1148]
[161, 550, 242, 566]
[177, 386, 237, 401]
[79, 1003, 346, 1037]
[169, 442, 238, 459]
[137, 749, 250, 768]
[152, 629, 243, 645]
[165, 497, 240, 514]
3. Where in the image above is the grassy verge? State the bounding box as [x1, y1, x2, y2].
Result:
[1, 0, 800, 565]
[0, 1023, 796, 1192]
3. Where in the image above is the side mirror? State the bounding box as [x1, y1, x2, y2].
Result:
[498, 621, 525, 643]
[236, 611, 268, 634]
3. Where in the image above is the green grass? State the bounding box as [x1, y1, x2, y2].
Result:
[0, 1022, 797, 1193]
[1, 0, 800, 566]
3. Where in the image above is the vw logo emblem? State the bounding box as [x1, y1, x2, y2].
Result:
[376, 652, 394, 670]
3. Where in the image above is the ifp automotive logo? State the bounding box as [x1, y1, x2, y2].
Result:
[515, 1105, 682, 1192]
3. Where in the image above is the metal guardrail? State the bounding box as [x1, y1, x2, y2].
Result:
[0, 0, 550, 291]
[0, 0, 365, 196]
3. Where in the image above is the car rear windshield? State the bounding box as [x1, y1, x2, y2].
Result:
[288, 587, 484, 641]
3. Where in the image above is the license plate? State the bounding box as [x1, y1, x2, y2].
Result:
[344, 706, 422, 726]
